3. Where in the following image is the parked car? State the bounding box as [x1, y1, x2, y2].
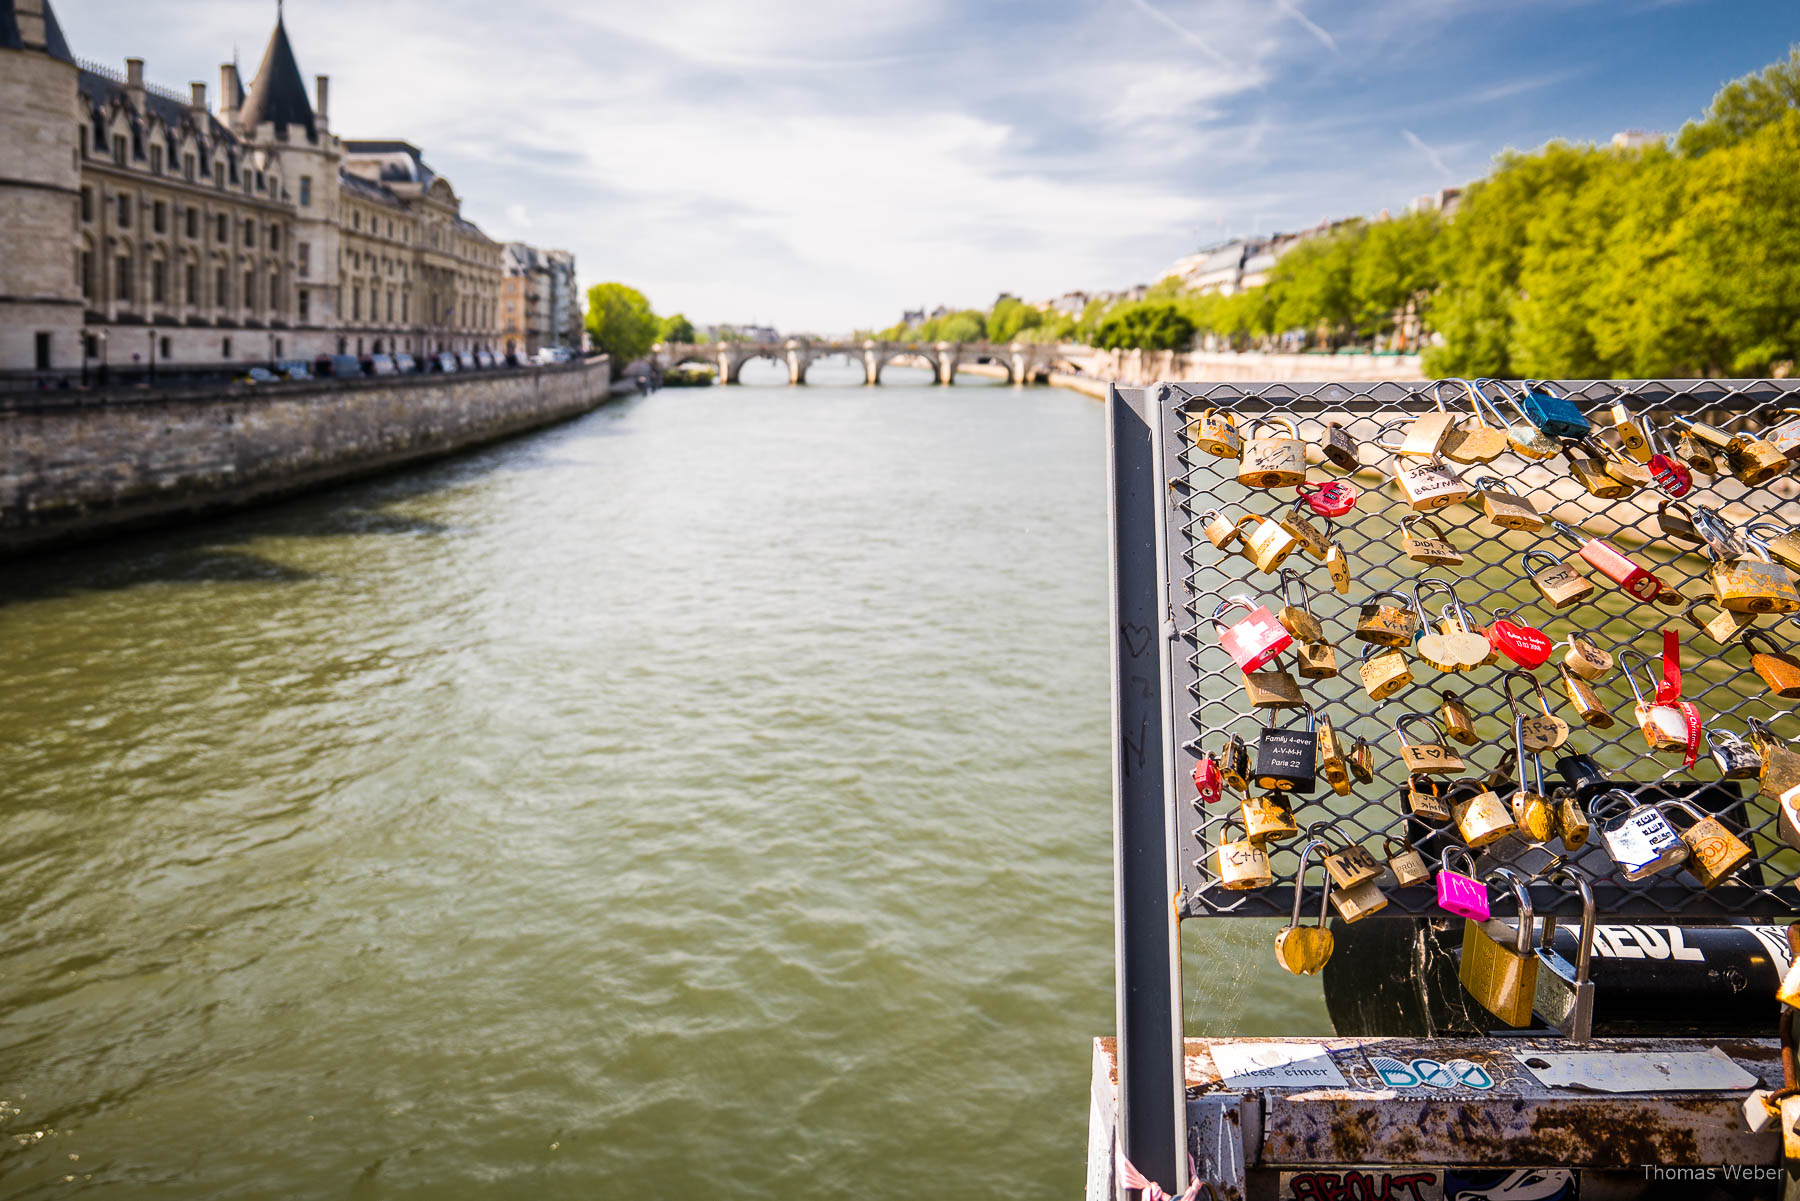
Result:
[368, 353, 398, 376]
[393, 353, 418, 374]
[475, 350, 495, 369]
[239, 366, 280, 384]
[455, 351, 475, 370]
[279, 361, 312, 381]
[313, 353, 335, 377]
[535, 346, 573, 365]
[328, 354, 362, 379]
[436, 353, 459, 373]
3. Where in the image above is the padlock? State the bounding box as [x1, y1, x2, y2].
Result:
[1439, 689, 1479, 746]
[1531, 869, 1596, 1041]
[1504, 670, 1570, 753]
[1348, 735, 1376, 783]
[1219, 734, 1250, 792]
[1748, 521, 1800, 575]
[1254, 706, 1318, 795]
[1435, 597, 1499, 669]
[1643, 421, 1693, 497]
[1400, 514, 1463, 566]
[1470, 474, 1544, 531]
[1405, 775, 1453, 822]
[1726, 433, 1791, 486]
[1316, 709, 1349, 789]
[1656, 499, 1704, 547]
[1329, 875, 1389, 923]
[1318, 420, 1359, 470]
[1459, 868, 1540, 1027]
[1359, 642, 1413, 702]
[1619, 647, 1694, 755]
[1275, 569, 1325, 643]
[1413, 579, 1486, 672]
[1322, 831, 1382, 891]
[1376, 422, 1471, 509]
[1560, 633, 1613, 681]
[1673, 414, 1750, 455]
[1517, 378, 1592, 440]
[1594, 436, 1653, 492]
[1394, 712, 1464, 775]
[1589, 788, 1689, 880]
[1400, 383, 1460, 457]
[1186, 407, 1241, 458]
[1659, 798, 1752, 889]
[1198, 508, 1242, 550]
[1273, 838, 1334, 976]
[1553, 786, 1590, 851]
[1608, 394, 1653, 463]
[1682, 597, 1757, 645]
[1296, 638, 1339, 680]
[1745, 629, 1800, 698]
[1443, 378, 1514, 464]
[1211, 596, 1294, 672]
[1707, 727, 1763, 780]
[1557, 662, 1614, 729]
[1243, 665, 1303, 709]
[1563, 442, 1630, 498]
[1238, 416, 1307, 489]
[1354, 589, 1419, 647]
[1764, 406, 1800, 461]
[1673, 429, 1718, 475]
[1748, 718, 1800, 804]
[1554, 751, 1609, 801]
[1485, 606, 1554, 668]
[1696, 512, 1800, 614]
[1453, 785, 1518, 848]
[1296, 480, 1358, 518]
[1213, 816, 1275, 890]
[1384, 836, 1432, 888]
[1521, 550, 1596, 610]
[1323, 541, 1351, 595]
[1279, 500, 1332, 562]
[1550, 520, 1663, 603]
[1478, 378, 1560, 460]
[1241, 792, 1299, 843]
[1435, 847, 1490, 920]
[1236, 514, 1301, 575]
[1509, 712, 1556, 842]
[1193, 751, 1223, 805]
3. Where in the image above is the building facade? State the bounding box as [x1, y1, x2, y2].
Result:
[0, 0, 505, 376]
[499, 242, 580, 356]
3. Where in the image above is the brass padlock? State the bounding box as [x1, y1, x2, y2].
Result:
[1394, 711, 1465, 775]
[1470, 474, 1544, 532]
[1553, 786, 1590, 851]
[1475, 378, 1559, 460]
[1276, 568, 1325, 643]
[1423, 591, 1496, 670]
[1214, 816, 1275, 890]
[1274, 838, 1334, 976]
[1241, 792, 1299, 843]
[1564, 442, 1631, 499]
[1656, 499, 1704, 547]
[1243, 665, 1303, 709]
[1522, 549, 1596, 609]
[1348, 735, 1375, 783]
[1237, 514, 1300, 575]
[1279, 500, 1332, 562]
[1659, 799, 1751, 890]
[1219, 734, 1250, 792]
[1238, 416, 1307, 489]
[1324, 541, 1351, 594]
[1746, 629, 1800, 698]
[1481, 746, 1518, 795]
[1405, 776, 1452, 822]
[1460, 869, 1539, 1027]
[1186, 407, 1241, 458]
[1401, 385, 1460, 457]
[1323, 836, 1382, 891]
[1318, 420, 1359, 470]
[1400, 515, 1463, 566]
[1505, 670, 1570, 753]
[1443, 378, 1512, 464]
[1384, 836, 1433, 888]
[1509, 714, 1555, 842]
[1329, 875, 1389, 923]
[1609, 394, 1653, 463]
[1672, 414, 1748, 455]
[1316, 710, 1349, 789]
[1727, 435, 1791, 486]
[1359, 643, 1413, 701]
[1595, 436, 1653, 491]
[1748, 521, 1800, 575]
[1453, 786, 1518, 848]
[1439, 689, 1479, 746]
[1354, 589, 1418, 647]
[1750, 718, 1800, 802]
[1674, 430, 1718, 475]
[1296, 639, 1338, 680]
[1198, 508, 1242, 550]
[1700, 516, 1800, 615]
[1683, 597, 1757, 645]
[1561, 633, 1613, 680]
[1558, 662, 1614, 729]
[1620, 648, 1692, 754]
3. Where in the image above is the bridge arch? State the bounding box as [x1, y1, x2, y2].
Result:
[725, 351, 795, 386]
[873, 345, 941, 385]
[798, 350, 869, 386]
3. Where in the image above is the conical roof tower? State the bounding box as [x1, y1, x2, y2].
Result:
[239, 7, 314, 138]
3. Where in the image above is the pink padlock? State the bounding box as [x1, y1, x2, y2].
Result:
[1211, 595, 1293, 673]
[1435, 847, 1490, 921]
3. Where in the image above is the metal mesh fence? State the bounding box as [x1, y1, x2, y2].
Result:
[1163, 378, 1800, 921]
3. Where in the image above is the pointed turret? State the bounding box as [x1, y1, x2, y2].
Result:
[1, 0, 75, 62]
[238, 10, 315, 138]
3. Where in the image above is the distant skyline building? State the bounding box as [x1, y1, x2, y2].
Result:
[501, 242, 581, 357]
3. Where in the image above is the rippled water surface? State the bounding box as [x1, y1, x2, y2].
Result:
[0, 361, 1326, 1199]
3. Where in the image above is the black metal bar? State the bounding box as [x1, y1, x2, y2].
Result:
[1107, 383, 1186, 1195]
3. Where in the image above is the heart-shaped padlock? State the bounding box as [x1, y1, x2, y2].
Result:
[1488, 609, 1553, 668]
[1273, 926, 1334, 976]
[1297, 481, 1357, 517]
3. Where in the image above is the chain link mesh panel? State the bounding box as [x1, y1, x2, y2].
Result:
[1160, 378, 1800, 921]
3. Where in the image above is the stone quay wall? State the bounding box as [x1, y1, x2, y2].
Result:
[1, 356, 612, 555]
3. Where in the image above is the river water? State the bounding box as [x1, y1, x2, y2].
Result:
[0, 359, 1325, 1199]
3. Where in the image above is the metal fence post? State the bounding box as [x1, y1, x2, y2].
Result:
[1107, 384, 1187, 1194]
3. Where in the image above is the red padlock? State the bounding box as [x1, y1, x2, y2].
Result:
[1193, 753, 1222, 804]
[1486, 607, 1553, 668]
[1212, 596, 1293, 672]
[1296, 481, 1357, 517]
[1552, 520, 1663, 602]
[1645, 422, 1693, 498]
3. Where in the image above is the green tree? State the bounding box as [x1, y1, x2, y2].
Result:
[586, 283, 661, 364]
[1268, 223, 1364, 347]
[1351, 211, 1440, 343]
[661, 313, 697, 343]
[1678, 46, 1800, 157]
[937, 309, 987, 343]
[987, 296, 1044, 343]
[1095, 301, 1195, 351]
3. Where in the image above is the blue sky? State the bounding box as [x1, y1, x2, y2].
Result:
[56, 0, 1800, 333]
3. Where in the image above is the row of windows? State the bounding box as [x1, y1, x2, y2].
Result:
[77, 334, 286, 361]
[83, 123, 283, 201]
[348, 208, 405, 241]
[82, 247, 284, 316]
[82, 186, 284, 252]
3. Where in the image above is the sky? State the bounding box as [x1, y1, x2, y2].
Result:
[54, 0, 1800, 334]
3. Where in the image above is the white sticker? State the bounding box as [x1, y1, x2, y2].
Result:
[1210, 1041, 1347, 1089]
[1514, 1048, 1758, 1093]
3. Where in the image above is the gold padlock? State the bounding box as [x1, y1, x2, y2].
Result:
[1219, 733, 1250, 792]
[1673, 414, 1748, 455]
[1354, 589, 1418, 647]
[1316, 710, 1349, 788]
[1482, 746, 1518, 795]
[1745, 629, 1800, 699]
[1329, 876, 1389, 923]
[1296, 639, 1338, 680]
[1460, 869, 1539, 1027]
[1656, 499, 1704, 547]
[1442, 379, 1512, 464]
[1558, 663, 1614, 729]
[1276, 568, 1325, 643]
[1323, 541, 1351, 594]
[1749, 522, 1800, 575]
[1453, 787, 1518, 848]
[1561, 633, 1613, 680]
[1564, 443, 1631, 499]
[1553, 787, 1590, 851]
[1318, 420, 1359, 470]
[1279, 501, 1332, 562]
[1348, 735, 1375, 784]
[1683, 597, 1757, 645]
[1359, 644, 1413, 701]
[1439, 689, 1479, 746]
[1750, 718, 1800, 803]
[1505, 670, 1570, 753]
[1674, 430, 1718, 475]
[1186, 407, 1241, 458]
[1236, 514, 1300, 575]
[1400, 385, 1459, 457]
[1243, 666, 1303, 709]
[1198, 508, 1242, 550]
[1405, 776, 1452, 823]
[1274, 838, 1334, 976]
[1594, 436, 1653, 492]
[1238, 416, 1307, 489]
[1522, 549, 1596, 609]
[1609, 395, 1653, 463]
[1474, 378, 1558, 460]
[1213, 816, 1275, 890]
[1383, 836, 1433, 888]
[1394, 712, 1465, 775]
[1700, 515, 1800, 614]
[1426, 593, 1496, 670]
[1400, 515, 1463, 566]
[1241, 792, 1299, 843]
[1393, 451, 1472, 511]
[1470, 474, 1544, 532]
[1507, 711, 1556, 841]
[1727, 435, 1791, 486]
[1324, 837, 1382, 890]
[1659, 799, 1751, 889]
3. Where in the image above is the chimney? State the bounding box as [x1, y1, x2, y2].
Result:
[220, 63, 239, 121]
[14, 0, 46, 49]
[190, 81, 207, 112]
[126, 58, 145, 92]
[315, 75, 329, 130]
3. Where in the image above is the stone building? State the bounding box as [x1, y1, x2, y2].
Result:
[500, 242, 580, 357]
[0, 0, 505, 377]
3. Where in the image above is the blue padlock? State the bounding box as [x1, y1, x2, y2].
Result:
[1517, 379, 1591, 441]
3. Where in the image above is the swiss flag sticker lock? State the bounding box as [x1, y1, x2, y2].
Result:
[1218, 604, 1293, 672]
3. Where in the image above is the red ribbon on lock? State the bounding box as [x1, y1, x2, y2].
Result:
[1193, 755, 1222, 804]
[1296, 481, 1357, 517]
[1657, 627, 1702, 767]
[1488, 615, 1553, 668]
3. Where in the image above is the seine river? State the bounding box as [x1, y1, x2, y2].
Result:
[0, 359, 1324, 1198]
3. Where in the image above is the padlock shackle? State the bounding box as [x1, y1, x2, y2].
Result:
[1546, 868, 1596, 981]
[1439, 844, 1477, 876]
[1654, 795, 1707, 827]
[1501, 668, 1554, 718]
[1615, 647, 1658, 705]
[1486, 865, 1536, 953]
[1288, 837, 1333, 929]
[1548, 519, 1591, 549]
[1517, 549, 1567, 579]
[1739, 627, 1788, 658]
[1372, 420, 1407, 454]
[1586, 787, 1640, 821]
[1277, 567, 1313, 615]
[1747, 520, 1796, 545]
[1425, 379, 1461, 414]
[1382, 834, 1413, 860]
[1207, 594, 1258, 631]
[1269, 702, 1317, 733]
[1521, 378, 1570, 400]
[1464, 378, 1513, 430]
[1245, 414, 1300, 440]
[1401, 513, 1450, 539]
[1473, 472, 1523, 498]
[1507, 710, 1545, 794]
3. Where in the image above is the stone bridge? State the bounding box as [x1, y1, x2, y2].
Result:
[653, 339, 1069, 386]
